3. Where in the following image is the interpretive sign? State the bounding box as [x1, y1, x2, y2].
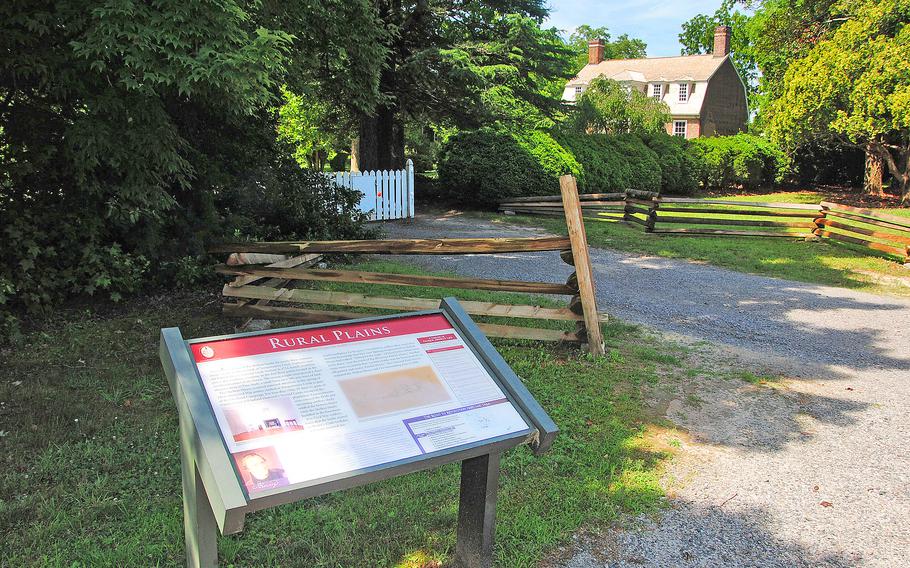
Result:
[160, 298, 557, 568]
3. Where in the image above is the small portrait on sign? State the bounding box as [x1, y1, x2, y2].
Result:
[223, 396, 305, 442]
[234, 446, 289, 493]
[339, 365, 451, 419]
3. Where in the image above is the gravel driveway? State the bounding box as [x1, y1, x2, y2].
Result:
[382, 212, 910, 568]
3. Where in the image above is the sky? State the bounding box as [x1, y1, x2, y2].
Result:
[545, 0, 725, 57]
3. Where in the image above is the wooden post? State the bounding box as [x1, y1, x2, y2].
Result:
[454, 453, 501, 568]
[646, 197, 659, 233]
[559, 175, 606, 356]
[813, 205, 827, 240]
[622, 190, 631, 224]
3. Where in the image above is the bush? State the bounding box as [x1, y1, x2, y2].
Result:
[688, 134, 787, 190]
[0, 155, 375, 344]
[221, 156, 377, 243]
[554, 132, 661, 194]
[640, 134, 699, 195]
[437, 128, 580, 207]
[790, 142, 864, 186]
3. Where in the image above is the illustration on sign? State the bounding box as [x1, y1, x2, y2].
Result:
[189, 314, 529, 496]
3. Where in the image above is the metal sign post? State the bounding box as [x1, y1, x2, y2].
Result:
[160, 298, 557, 567]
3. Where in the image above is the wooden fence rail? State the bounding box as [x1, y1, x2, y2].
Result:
[500, 186, 909, 263]
[213, 181, 608, 355]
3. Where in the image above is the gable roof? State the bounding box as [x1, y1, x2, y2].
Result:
[569, 54, 729, 85]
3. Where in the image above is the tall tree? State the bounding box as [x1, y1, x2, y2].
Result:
[0, 0, 384, 311]
[767, 0, 910, 202]
[679, 0, 757, 96]
[565, 25, 647, 72]
[353, 2, 573, 171]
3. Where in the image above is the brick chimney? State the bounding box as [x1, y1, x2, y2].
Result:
[588, 39, 605, 65]
[713, 25, 732, 56]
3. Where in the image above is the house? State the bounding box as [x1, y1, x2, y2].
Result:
[562, 26, 748, 139]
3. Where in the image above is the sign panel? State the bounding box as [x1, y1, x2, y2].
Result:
[188, 313, 530, 497]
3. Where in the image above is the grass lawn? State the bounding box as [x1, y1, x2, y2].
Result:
[1, 261, 704, 567]
[487, 190, 910, 296]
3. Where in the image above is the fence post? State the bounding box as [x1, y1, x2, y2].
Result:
[813, 203, 827, 240]
[622, 190, 631, 224]
[646, 196, 659, 233]
[406, 159, 415, 219]
[559, 175, 606, 357]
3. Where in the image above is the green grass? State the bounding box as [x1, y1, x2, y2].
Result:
[1, 263, 690, 567]
[487, 190, 910, 296]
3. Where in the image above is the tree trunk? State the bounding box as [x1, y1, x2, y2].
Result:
[350, 138, 360, 172]
[870, 140, 910, 205]
[356, 107, 405, 172]
[357, 115, 379, 172]
[864, 146, 883, 197]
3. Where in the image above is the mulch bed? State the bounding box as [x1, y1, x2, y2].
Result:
[702, 185, 906, 208]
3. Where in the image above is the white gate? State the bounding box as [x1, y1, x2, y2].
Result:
[329, 159, 415, 221]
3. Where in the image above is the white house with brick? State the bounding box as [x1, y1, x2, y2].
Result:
[563, 26, 748, 139]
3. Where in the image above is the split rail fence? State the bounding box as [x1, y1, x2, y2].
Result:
[212, 176, 607, 355]
[500, 184, 910, 263]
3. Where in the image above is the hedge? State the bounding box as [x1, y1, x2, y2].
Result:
[640, 133, 700, 195]
[688, 133, 787, 190]
[437, 128, 581, 207]
[438, 128, 786, 206]
[554, 132, 664, 194]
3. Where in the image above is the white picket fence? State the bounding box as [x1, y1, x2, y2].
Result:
[329, 159, 415, 221]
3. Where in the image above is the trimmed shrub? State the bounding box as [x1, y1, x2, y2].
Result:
[640, 134, 699, 195]
[554, 132, 661, 194]
[437, 128, 581, 207]
[688, 134, 787, 190]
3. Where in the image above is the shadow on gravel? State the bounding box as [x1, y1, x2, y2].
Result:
[548, 501, 857, 568]
[590, 254, 910, 373]
[665, 379, 869, 452]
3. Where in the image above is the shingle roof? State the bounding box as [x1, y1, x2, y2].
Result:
[570, 54, 728, 85]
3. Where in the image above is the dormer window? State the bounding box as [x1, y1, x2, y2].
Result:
[651, 83, 662, 99]
[679, 83, 689, 102]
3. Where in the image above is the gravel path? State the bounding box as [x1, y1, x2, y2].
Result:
[382, 212, 910, 568]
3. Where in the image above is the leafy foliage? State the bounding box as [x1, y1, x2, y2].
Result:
[640, 134, 701, 195]
[572, 78, 671, 136]
[554, 132, 662, 194]
[565, 25, 647, 73]
[277, 86, 353, 170]
[679, 0, 757, 97]
[353, 3, 574, 169]
[688, 134, 788, 190]
[746, 0, 842, 123]
[766, 0, 910, 200]
[222, 156, 376, 242]
[0, 0, 384, 341]
[437, 128, 579, 206]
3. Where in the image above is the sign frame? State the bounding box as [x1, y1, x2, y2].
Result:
[160, 297, 558, 568]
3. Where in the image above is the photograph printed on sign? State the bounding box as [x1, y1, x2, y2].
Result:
[222, 396, 305, 442]
[233, 446, 289, 493]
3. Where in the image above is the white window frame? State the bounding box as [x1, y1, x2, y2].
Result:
[673, 120, 688, 137]
[651, 83, 662, 99]
[574, 85, 583, 96]
[678, 83, 689, 102]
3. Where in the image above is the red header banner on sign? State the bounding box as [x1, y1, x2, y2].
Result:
[190, 314, 454, 363]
